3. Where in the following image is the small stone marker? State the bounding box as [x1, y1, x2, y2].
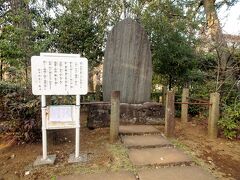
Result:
[138, 166, 216, 180]
[57, 171, 136, 180]
[119, 125, 160, 135]
[122, 135, 171, 148]
[128, 147, 191, 166]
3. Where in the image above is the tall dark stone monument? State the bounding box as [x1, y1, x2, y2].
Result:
[103, 18, 152, 103]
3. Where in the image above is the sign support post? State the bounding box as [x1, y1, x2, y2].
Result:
[75, 95, 80, 158]
[68, 95, 87, 163]
[41, 95, 47, 160]
[33, 95, 57, 166]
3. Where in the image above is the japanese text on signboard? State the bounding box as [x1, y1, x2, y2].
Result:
[31, 56, 88, 95]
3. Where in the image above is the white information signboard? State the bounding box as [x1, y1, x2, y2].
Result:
[31, 56, 88, 95]
[31, 53, 88, 165]
[40, 52, 80, 58]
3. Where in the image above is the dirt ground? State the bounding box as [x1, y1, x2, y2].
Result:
[0, 115, 240, 180]
[0, 112, 134, 180]
[173, 118, 240, 180]
[0, 128, 113, 179]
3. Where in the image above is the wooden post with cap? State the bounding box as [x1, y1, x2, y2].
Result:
[208, 92, 220, 139]
[165, 91, 175, 137]
[110, 91, 120, 143]
[181, 88, 189, 123]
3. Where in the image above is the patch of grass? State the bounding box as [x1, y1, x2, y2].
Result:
[50, 176, 56, 180]
[107, 143, 136, 173]
[170, 138, 202, 165]
[170, 138, 218, 177]
[73, 165, 106, 174]
[170, 139, 188, 149]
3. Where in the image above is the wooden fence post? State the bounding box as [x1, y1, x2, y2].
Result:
[110, 91, 120, 143]
[181, 88, 189, 123]
[208, 92, 220, 139]
[165, 91, 175, 137]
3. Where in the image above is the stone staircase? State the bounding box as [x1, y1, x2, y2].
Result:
[118, 125, 215, 180]
[120, 125, 192, 167]
[58, 125, 216, 180]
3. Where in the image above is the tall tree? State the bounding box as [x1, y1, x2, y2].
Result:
[52, 0, 122, 69]
[139, 0, 200, 89]
[200, 0, 238, 91]
[0, 0, 54, 84]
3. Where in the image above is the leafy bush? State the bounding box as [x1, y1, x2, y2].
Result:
[174, 92, 207, 118]
[218, 102, 240, 139]
[151, 92, 162, 102]
[0, 82, 103, 142]
[188, 104, 208, 117]
[187, 81, 213, 118]
[174, 94, 181, 117]
[0, 81, 41, 142]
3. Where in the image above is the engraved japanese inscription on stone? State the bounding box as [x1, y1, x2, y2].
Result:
[31, 56, 88, 95]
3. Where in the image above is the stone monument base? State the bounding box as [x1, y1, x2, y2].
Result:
[87, 102, 164, 129]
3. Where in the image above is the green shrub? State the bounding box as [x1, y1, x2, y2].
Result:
[0, 81, 41, 142]
[188, 104, 208, 117]
[151, 92, 162, 102]
[218, 102, 240, 139]
[0, 81, 103, 142]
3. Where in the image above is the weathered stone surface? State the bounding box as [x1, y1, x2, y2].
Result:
[128, 147, 192, 166]
[33, 155, 56, 166]
[57, 171, 136, 180]
[103, 18, 152, 104]
[119, 125, 160, 135]
[122, 135, 171, 148]
[68, 153, 87, 164]
[87, 103, 111, 128]
[120, 102, 164, 125]
[138, 166, 216, 180]
[87, 102, 164, 129]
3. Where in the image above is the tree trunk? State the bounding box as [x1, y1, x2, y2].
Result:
[0, 59, 2, 81]
[203, 0, 232, 90]
[169, 75, 172, 90]
[10, 0, 31, 86]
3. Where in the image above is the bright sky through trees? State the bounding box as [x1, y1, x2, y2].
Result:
[218, 1, 240, 35]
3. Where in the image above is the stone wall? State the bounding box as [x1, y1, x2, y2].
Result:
[87, 102, 164, 129]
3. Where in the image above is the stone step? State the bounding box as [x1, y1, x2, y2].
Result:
[119, 125, 161, 135]
[122, 135, 172, 148]
[57, 171, 136, 180]
[128, 147, 192, 166]
[138, 166, 216, 180]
